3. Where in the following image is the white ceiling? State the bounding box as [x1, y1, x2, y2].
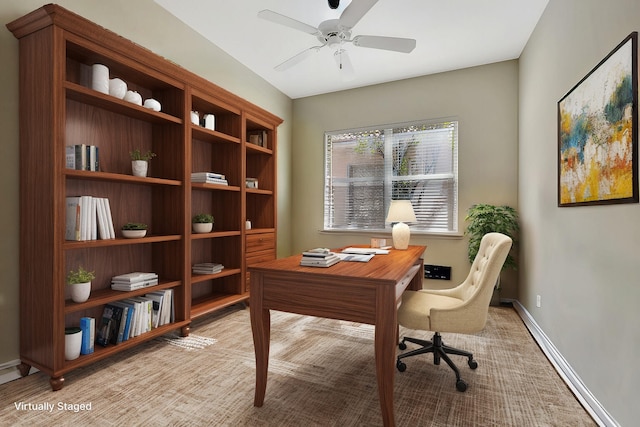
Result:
[154, 0, 549, 99]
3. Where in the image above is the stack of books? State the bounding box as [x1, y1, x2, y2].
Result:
[192, 263, 224, 275]
[66, 144, 99, 171]
[111, 272, 159, 291]
[191, 172, 228, 185]
[65, 196, 115, 241]
[300, 248, 340, 267]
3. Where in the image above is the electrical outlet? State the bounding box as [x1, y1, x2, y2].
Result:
[536, 295, 541, 308]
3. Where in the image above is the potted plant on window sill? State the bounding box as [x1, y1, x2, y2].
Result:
[121, 222, 148, 238]
[67, 266, 95, 303]
[465, 204, 519, 305]
[130, 149, 156, 177]
[192, 213, 214, 233]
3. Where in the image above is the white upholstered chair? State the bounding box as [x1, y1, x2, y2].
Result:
[396, 232, 513, 391]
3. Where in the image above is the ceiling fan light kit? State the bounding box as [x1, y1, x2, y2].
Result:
[258, 0, 416, 72]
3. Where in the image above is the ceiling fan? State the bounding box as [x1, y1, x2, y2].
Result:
[258, 0, 416, 73]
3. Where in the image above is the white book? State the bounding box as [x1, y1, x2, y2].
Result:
[95, 198, 109, 239]
[342, 247, 390, 255]
[103, 198, 116, 239]
[90, 197, 97, 240]
[65, 197, 81, 241]
[111, 272, 158, 283]
[79, 196, 92, 241]
[144, 292, 164, 328]
[163, 289, 173, 324]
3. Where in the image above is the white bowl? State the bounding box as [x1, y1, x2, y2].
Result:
[122, 229, 147, 238]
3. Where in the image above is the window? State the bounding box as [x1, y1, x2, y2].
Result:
[324, 119, 458, 234]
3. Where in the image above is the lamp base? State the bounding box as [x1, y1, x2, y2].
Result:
[392, 222, 410, 250]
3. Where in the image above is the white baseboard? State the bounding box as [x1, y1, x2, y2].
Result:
[0, 359, 39, 386]
[508, 299, 618, 427]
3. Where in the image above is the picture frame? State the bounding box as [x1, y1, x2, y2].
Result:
[557, 32, 638, 207]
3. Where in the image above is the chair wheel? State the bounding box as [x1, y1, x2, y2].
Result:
[468, 359, 478, 369]
[456, 379, 468, 392]
[396, 360, 406, 372]
[398, 342, 407, 350]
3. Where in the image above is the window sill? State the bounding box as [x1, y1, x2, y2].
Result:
[319, 229, 464, 239]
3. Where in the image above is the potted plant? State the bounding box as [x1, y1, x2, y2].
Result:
[121, 222, 148, 238]
[192, 213, 214, 233]
[67, 266, 95, 303]
[129, 149, 156, 177]
[465, 204, 519, 301]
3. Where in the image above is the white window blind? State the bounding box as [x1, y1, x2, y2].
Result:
[324, 119, 458, 233]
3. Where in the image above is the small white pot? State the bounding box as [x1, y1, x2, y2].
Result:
[122, 229, 147, 238]
[69, 281, 91, 303]
[132, 160, 148, 177]
[192, 222, 213, 233]
[65, 327, 83, 361]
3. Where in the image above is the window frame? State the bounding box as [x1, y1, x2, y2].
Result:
[323, 118, 459, 236]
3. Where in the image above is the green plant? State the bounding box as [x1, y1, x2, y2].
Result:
[121, 222, 148, 230]
[67, 266, 96, 284]
[465, 204, 519, 271]
[129, 149, 156, 161]
[192, 213, 214, 223]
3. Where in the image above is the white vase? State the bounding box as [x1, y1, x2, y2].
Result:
[192, 222, 213, 233]
[69, 281, 91, 303]
[132, 160, 148, 177]
[65, 327, 82, 361]
[91, 64, 109, 94]
[108, 78, 127, 99]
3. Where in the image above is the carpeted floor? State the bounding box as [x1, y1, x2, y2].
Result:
[0, 305, 596, 426]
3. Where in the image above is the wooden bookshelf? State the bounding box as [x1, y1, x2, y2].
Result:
[7, 4, 281, 390]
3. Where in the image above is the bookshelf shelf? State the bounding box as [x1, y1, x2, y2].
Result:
[9, 4, 281, 391]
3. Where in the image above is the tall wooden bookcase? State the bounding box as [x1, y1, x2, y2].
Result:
[7, 4, 281, 390]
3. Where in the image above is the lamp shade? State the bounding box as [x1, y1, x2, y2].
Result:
[385, 200, 416, 223]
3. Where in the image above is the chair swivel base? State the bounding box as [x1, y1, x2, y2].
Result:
[396, 332, 478, 392]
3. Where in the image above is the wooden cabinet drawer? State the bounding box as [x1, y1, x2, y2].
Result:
[246, 233, 275, 253]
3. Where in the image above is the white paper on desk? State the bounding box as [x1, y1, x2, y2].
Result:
[342, 247, 390, 255]
[336, 253, 374, 262]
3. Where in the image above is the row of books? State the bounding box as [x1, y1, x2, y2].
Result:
[192, 262, 224, 275]
[191, 171, 228, 185]
[66, 144, 100, 171]
[111, 272, 159, 291]
[65, 196, 115, 241]
[96, 289, 174, 346]
[300, 248, 340, 267]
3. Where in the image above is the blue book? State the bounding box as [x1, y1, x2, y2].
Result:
[80, 317, 95, 355]
[110, 301, 135, 341]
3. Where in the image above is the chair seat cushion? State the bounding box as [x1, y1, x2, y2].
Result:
[398, 290, 463, 331]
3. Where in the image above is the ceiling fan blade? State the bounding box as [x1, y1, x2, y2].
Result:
[334, 49, 355, 79]
[258, 10, 320, 35]
[274, 47, 320, 71]
[352, 35, 416, 53]
[339, 0, 378, 29]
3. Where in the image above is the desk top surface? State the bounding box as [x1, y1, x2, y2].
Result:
[248, 245, 426, 284]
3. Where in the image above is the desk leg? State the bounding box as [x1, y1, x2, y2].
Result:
[250, 272, 270, 407]
[375, 285, 397, 427]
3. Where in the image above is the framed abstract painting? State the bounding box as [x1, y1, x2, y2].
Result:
[558, 32, 638, 207]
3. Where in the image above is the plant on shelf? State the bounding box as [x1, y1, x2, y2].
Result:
[129, 149, 156, 177]
[121, 222, 148, 238]
[465, 204, 519, 292]
[192, 213, 214, 233]
[67, 266, 95, 303]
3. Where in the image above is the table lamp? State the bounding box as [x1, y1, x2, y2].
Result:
[386, 200, 416, 250]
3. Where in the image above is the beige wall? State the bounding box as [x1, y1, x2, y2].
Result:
[519, 0, 639, 424]
[0, 0, 292, 370]
[291, 61, 519, 291]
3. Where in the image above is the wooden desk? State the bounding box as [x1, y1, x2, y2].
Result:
[249, 245, 425, 427]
